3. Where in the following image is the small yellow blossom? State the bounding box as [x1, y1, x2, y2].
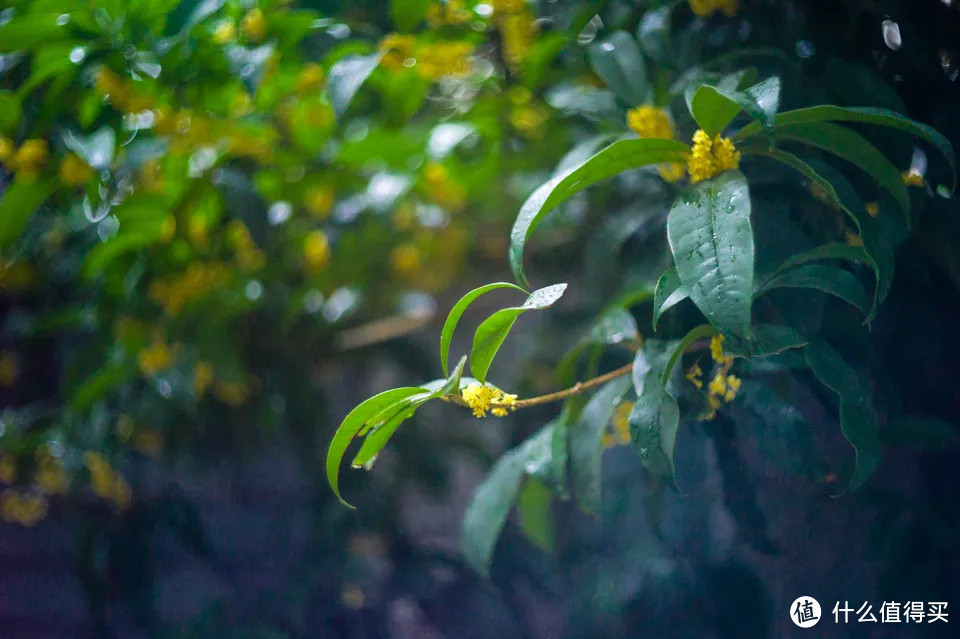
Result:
[194, 360, 214, 397]
[689, 0, 739, 17]
[240, 8, 267, 43]
[865, 201, 879, 218]
[500, 9, 537, 68]
[685, 361, 704, 389]
[59, 154, 93, 186]
[423, 161, 466, 210]
[84, 451, 132, 511]
[845, 230, 863, 247]
[7, 138, 49, 177]
[710, 334, 733, 365]
[688, 129, 740, 183]
[34, 455, 69, 495]
[390, 244, 422, 278]
[295, 63, 325, 95]
[658, 163, 686, 182]
[0, 456, 16, 484]
[902, 170, 924, 187]
[379, 33, 416, 71]
[610, 401, 633, 445]
[724, 374, 741, 402]
[212, 20, 236, 44]
[305, 186, 335, 219]
[1, 490, 48, 527]
[227, 221, 266, 271]
[427, 0, 472, 26]
[414, 41, 474, 80]
[137, 339, 177, 375]
[708, 372, 728, 397]
[149, 262, 231, 315]
[303, 230, 331, 271]
[0, 137, 13, 162]
[461, 383, 517, 418]
[214, 379, 249, 406]
[626, 105, 674, 139]
[115, 414, 135, 441]
[0, 350, 19, 387]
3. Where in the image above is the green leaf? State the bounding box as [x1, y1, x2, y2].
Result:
[569, 376, 631, 514]
[636, 6, 672, 62]
[440, 282, 526, 377]
[0, 90, 20, 133]
[662, 324, 717, 386]
[689, 85, 743, 136]
[350, 402, 419, 469]
[510, 138, 690, 286]
[391, 0, 432, 32]
[0, 14, 68, 52]
[804, 339, 881, 493]
[725, 324, 808, 358]
[775, 122, 910, 214]
[666, 170, 754, 337]
[758, 264, 871, 316]
[652, 266, 688, 331]
[734, 105, 956, 192]
[469, 283, 567, 383]
[770, 243, 870, 275]
[326, 387, 428, 508]
[63, 127, 116, 170]
[516, 477, 555, 552]
[328, 53, 383, 118]
[0, 178, 56, 249]
[588, 31, 647, 105]
[745, 148, 887, 318]
[629, 341, 679, 477]
[461, 425, 556, 575]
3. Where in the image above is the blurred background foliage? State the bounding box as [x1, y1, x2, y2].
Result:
[1, 0, 959, 637]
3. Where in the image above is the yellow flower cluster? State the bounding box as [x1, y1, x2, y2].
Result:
[84, 452, 132, 511]
[710, 334, 733, 365]
[194, 360, 215, 396]
[240, 8, 267, 43]
[295, 63, 325, 95]
[688, 0, 740, 18]
[379, 33, 416, 71]
[427, 0, 472, 26]
[902, 170, 924, 187]
[415, 41, 475, 80]
[865, 201, 879, 218]
[227, 221, 266, 271]
[490, 0, 537, 68]
[0, 349, 18, 387]
[461, 383, 518, 418]
[687, 335, 741, 420]
[626, 105, 674, 139]
[94, 68, 154, 113]
[303, 230, 331, 272]
[1, 490, 47, 527]
[423, 161, 466, 211]
[0, 137, 49, 178]
[602, 401, 633, 448]
[507, 87, 548, 139]
[137, 338, 179, 375]
[390, 243, 422, 279]
[685, 361, 704, 389]
[305, 186, 335, 219]
[59, 154, 93, 186]
[148, 261, 231, 315]
[688, 129, 740, 183]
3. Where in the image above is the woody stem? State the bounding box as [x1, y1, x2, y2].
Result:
[491, 362, 635, 410]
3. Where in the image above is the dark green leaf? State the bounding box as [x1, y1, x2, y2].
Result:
[569, 377, 631, 514]
[391, 0, 432, 32]
[775, 122, 910, 213]
[510, 138, 690, 286]
[588, 31, 647, 105]
[735, 105, 956, 192]
[689, 84, 743, 136]
[758, 264, 870, 316]
[725, 324, 808, 358]
[0, 178, 56, 248]
[804, 339, 881, 493]
[652, 265, 688, 331]
[667, 170, 754, 337]
[516, 477, 555, 552]
[0, 14, 68, 52]
[883, 417, 960, 452]
[662, 324, 717, 385]
[771, 242, 869, 275]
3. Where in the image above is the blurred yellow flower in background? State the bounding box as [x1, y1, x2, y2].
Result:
[303, 230, 332, 272]
[59, 154, 93, 185]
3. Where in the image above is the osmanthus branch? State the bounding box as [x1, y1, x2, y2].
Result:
[443, 362, 636, 411]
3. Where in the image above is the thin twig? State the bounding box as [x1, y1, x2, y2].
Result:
[491, 362, 634, 410]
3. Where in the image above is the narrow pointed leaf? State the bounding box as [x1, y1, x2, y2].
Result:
[667, 170, 754, 337]
[588, 30, 647, 105]
[804, 339, 881, 493]
[734, 105, 956, 192]
[775, 121, 909, 213]
[758, 264, 871, 316]
[326, 387, 427, 507]
[771, 242, 869, 275]
[569, 377, 631, 514]
[652, 266, 688, 331]
[690, 85, 745, 136]
[509, 138, 690, 286]
[662, 324, 717, 386]
[0, 178, 56, 248]
[440, 283, 526, 376]
[469, 283, 567, 383]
